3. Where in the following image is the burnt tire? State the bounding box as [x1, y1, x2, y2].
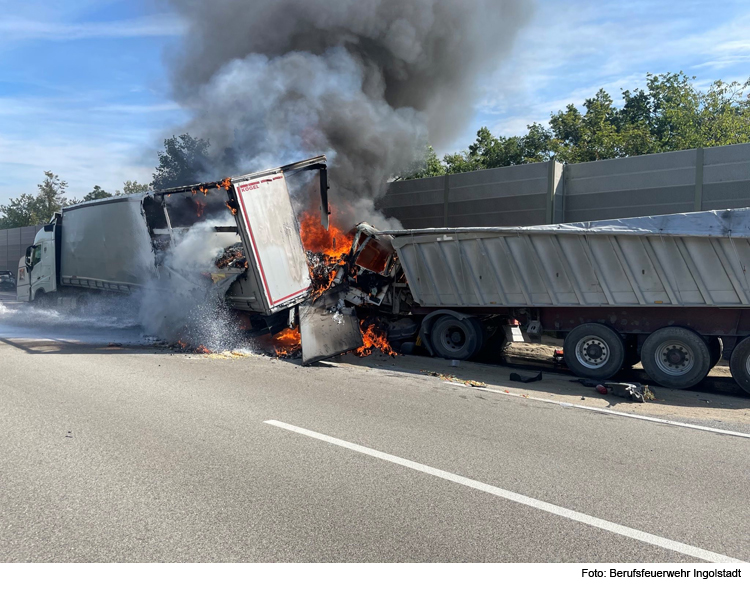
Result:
[729, 337, 750, 395]
[430, 315, 482, 360]
[641, 327, 710, 390]
[708, 337, 723, 369]
[563, 323, 625, 380]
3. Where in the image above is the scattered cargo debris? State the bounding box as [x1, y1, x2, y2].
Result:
[420, 370, 486, 387]
[216, 243, 247, 269]
[510, 371, 543, 383]
[602, 382, 655, 403]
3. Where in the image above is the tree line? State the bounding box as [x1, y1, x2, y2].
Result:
[402, 72, 750, 179]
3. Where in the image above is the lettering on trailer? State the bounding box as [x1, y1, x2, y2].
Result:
[238, 176, 284, 194]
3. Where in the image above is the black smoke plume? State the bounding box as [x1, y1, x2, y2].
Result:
[165, 0, 532, 227]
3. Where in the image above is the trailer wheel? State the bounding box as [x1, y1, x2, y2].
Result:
[563, 323, 624, 380]
[641, 327, 710, 389]
[708, 337, 723, 369]
[430, 315, 482, 360]
[729, 338, 750, 394]
[469, 317, 486, 353]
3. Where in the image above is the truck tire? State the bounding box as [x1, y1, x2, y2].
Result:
[430, 315, 482, 360]
[729, 337, 750, 394]
[641, 327, 710, 390]
[469, 317, 486, 353]
[708, 337, 723, 369]
[563, 323, 625, 380]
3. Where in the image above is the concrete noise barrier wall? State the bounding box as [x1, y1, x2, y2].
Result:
[378, 143, 750, 230]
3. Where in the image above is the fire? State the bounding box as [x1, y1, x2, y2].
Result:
[355, 320, 396, 357]
[270, 327, 301, 357]
[216, 178, 232, 190]
[196, 344, 211, 354]
[299, 210, 353, 259]
[299, 209, 355, 300]
[196, 200, 206, 217]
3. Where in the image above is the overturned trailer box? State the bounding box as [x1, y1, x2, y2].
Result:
[144, 155, 330, 317]
[380, 209, 750, 393]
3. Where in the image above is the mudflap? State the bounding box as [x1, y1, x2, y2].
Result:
[299, 291, 363, 365]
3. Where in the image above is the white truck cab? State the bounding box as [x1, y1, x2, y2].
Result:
[17, 224, 56, 303]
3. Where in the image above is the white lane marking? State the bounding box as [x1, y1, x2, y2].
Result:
[264, 419, 744, 563]
[445, 382, 750, 439]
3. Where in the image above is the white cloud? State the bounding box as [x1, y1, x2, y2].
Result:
[0, 14, 187, 42]
[471, 0, 750, 139]
[0, 93, 188, 203]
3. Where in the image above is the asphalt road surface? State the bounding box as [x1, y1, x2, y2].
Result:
[1, 304, 749, 562]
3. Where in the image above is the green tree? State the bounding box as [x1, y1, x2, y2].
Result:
[111, 180, 151, 196]
[411, 72, 750, 177]
[400, 146, 447, 179]
[82, 185, 112, 202]
[152, 133, 211, 190]
[0, 171, 70, 229]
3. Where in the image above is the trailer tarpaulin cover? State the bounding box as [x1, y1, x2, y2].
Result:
[384, 208, 750, 238]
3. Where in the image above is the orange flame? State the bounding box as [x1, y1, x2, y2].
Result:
[196, 344, 211, 354]
[299, 210, 353, 259]
[226, 201, 238, 216]
[196, 200, 206, 217]
[355, 320, 396, 357]
[217, 178, 232, 191]
[271, 327, 301, 357]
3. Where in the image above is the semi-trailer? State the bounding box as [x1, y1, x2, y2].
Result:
[375, 208, 750, 393]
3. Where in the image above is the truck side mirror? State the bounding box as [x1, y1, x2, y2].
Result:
[25, 245, 34, 269]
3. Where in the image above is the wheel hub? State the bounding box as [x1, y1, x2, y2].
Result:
[575, 337, 610, 369]
[442, 326, 466, 351]
[655, 341, 694, 375]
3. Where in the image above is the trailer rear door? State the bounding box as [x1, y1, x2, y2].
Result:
[233, 172, 311, 314]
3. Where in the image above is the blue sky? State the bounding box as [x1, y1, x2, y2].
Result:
[1, 0, 749, 206]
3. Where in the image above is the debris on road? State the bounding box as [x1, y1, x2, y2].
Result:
[510, 371, 543, 383]
[602, 382, 655, 403]
[421, 370, 486, 387]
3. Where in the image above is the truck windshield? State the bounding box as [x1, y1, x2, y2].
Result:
[31, 245, 42, 267]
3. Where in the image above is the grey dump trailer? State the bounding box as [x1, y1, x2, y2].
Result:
[16, 156, 330, 335]
[382, 208, 750, 393]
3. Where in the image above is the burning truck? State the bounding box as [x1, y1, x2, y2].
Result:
[15, 155, 403, 362]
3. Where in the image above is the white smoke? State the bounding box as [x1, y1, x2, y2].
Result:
[137, 213, 245, 350]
